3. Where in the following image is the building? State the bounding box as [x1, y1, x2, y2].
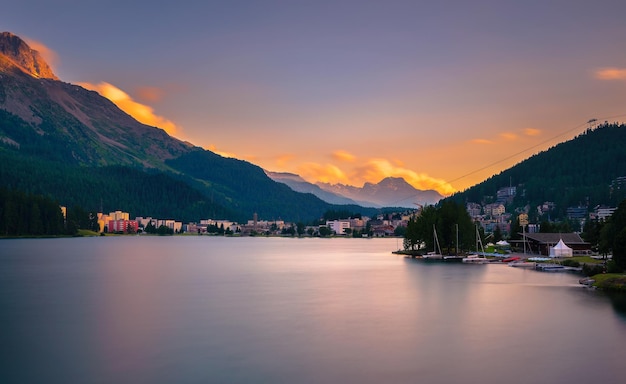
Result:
[326, 220, 350, 235]
[108, 219, 138, 233]
[372, 225, 395, 237]
[537, 201, 555, 215]
[484, 203, 505, 217]
[109, 210, 129, 221]
[136, 216, 157, 229]
[566, 206, 587, 220]
[594, 206, 616, 221]
[349, 217, 367, 231]
[157, 219, 182, 233]
[516, 232, 590, 256]
[97, 212, 112, 232]
[466, 202, 482, 218]
[496, 186, 516, 203]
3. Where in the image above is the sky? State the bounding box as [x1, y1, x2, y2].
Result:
[4, 0, 626, 197]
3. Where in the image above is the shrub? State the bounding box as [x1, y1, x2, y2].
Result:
[605, 260, 623, 274]
[561, 259, 580, 267]
[582, 263, 605, 277]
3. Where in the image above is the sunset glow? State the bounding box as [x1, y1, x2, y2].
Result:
[595, 68, 626, 81]
[6, 1, 625, 195]
[23, 37, 58, 70]
[78, 82, 179, 136]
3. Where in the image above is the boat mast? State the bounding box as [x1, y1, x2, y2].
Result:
[475, 224, 478, 253]
[455, 224, 458, 256]
[433, 224, 441, 255]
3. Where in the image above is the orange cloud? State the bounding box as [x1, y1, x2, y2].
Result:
[297, 163, 350, 184]
[24, 38, 59, 70]
[275, 154, 296, 167]
[135, 86, 165, 102]
[332, 150, 356, 162]
[78, 82, 179, 136]
[499, 132, 518, 140]
[524, 128, 541, 136]
[595, 67, 626, 80]
[353, 158, 456, 196]
[393, 158, 405, 167]
[471, 138, 493, 144]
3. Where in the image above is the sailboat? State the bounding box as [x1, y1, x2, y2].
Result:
[462, 225, 489, 264]
[443, 223, 464, 262]
[508, 225, 536, 268]
[423, 225, 443, 260]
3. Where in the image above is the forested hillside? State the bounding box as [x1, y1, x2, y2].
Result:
[448, 123, 626, 219]
[0, 149, 237, 222]
[166, 150, 380, 222]
[0, 33, 385, 224]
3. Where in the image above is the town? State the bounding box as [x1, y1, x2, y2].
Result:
[95, 180, 620, 255]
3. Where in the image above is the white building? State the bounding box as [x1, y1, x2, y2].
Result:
[326, 220, 351, 235]
[595, 206, 616, 221]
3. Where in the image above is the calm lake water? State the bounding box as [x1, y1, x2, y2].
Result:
[1, 236, 625, 383]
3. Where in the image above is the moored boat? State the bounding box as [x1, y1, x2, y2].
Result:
[508, 260, 536, 268]
[462, 254, 489, 264]
[443, 255, 464, 262]
[535, 263, 565, 272]
[462, 225, 488, 264]
[423, 252, 443, 260]
[423, 225, 443, 260]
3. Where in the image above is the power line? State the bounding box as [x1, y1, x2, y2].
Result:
[389, 114, 626, 208]
[447, 114, 626, 187]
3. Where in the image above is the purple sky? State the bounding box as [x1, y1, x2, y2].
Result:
[4, 0, 626, 194]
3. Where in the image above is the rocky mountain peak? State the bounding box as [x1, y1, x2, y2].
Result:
[0, 32, 58, 80]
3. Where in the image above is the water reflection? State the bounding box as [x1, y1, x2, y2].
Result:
[606, 292, 626, 322]
[1, 237, 626, 383]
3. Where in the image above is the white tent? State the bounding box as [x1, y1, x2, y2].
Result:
[550, 239, 573, 258]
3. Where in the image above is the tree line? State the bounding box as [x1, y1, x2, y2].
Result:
[581, 198, 626, 272]
[403, 200, 477, 254]
[447, 123, 626, 221]
[0, 187, 98, 236]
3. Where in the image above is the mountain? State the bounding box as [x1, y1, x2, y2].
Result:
[446, 123, 626, 219]
[316, 177, 443, 208]
[0, 32, 381, 223]
[265, 171, 364, 206]
[266, 171, 443, 208]
[0, 32, 57, 80]
[0, 32, 192, 167]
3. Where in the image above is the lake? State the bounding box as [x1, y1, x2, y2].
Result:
[1, 236, 625, 383]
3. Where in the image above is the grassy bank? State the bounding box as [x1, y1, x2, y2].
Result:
[592, 273, 626, 292]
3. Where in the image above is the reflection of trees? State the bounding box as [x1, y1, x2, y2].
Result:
[607, 292, 626, 322]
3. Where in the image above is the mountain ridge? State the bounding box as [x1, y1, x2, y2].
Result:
[0, 32, 383, 222]
[265, 171, 365, 206]
[266, 171, 443, 208]
[316, 177, 443, 208]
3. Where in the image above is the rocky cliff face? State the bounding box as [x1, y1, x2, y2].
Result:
[0, 32, 193, 167]
[0, 32, 58, 80]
